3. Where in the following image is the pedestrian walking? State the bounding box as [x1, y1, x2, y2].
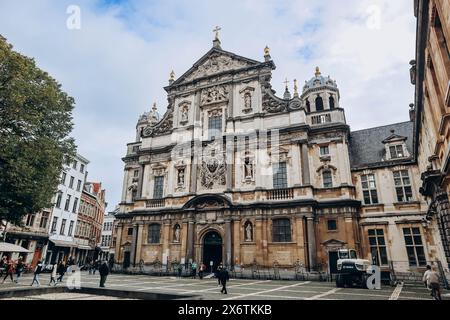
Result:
[49, 262, 58, 286]
[199, 262, 206, 280]
[99, 261, 109, 288]
[216, 263, 224, 285]
[219, 267, 230, 294]
[57, 261, 66, 282]
[177, 264, 183, 278]
[30, 261, 43, 287]
[88, 259, 94, 275]
[93, 260, 99, 275]
[191, 261, 197, 279]
[15, 258, 24, 283]
[423, 265, 442, 300]
[0, 256, 7, 278]
[1, 259, 15, 284]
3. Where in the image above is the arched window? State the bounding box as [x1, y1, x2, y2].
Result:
[272, 219, 292, 243]
[305, 99, 311, 113]
[329, 95, 335, 109]
[323, 170, 333, 188]
[315, 96, 324, 111]
[148, 224, 161, 244]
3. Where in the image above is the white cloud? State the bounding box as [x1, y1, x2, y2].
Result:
[0, 0, 416, 208]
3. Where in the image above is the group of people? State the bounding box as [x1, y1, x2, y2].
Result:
[0, 255, 109, 288]
[176, 261, 230, 294]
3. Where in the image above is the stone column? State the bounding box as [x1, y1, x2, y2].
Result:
[300, 143, 311, 185]
[306, 217, 316, 270]
[130, 224, 138, 267]
[226, 138, 234, 191]
[186, 221, 195, 263]
[114, 223, 123, 262]
[190, 143, 199, 193]
[225, 220, 232, 266]
[162, 222, 171, 265]
[137, 164, 145, 198]
[135, 223, 143, 264]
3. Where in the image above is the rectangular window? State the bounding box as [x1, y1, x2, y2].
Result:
[272, 219, 292, 243]
[361, 174, 379, 205]
[39, 211, 49, 229]
[389, 145, 405, 159]
[61, 172, 67, 185]
[77, 180, 82, 192]
[51, 217, 58, 234]
[208, 115, 222, 140]
[327, 219, 337, 231]
[26, 214, 36, 227]
[72, 160, 78, 170]
[69, 176, 74, 189]
[148, 224, 161, 244]
[320, 146, 330, 156]
[64, 195, 71, 211]
[72, 197, 79, 213]
[133, 170, 139, 178]
[56, 192, 63, 208]
[368, 229, 388, 266]
[273, 162, 288, 189]
[393, 170, 413, 202]
[60, 219, 67, 235]
[80, 164, 85, 173]
[68, 221, 74, 236]
[323, 171, 333, 188]
[153, 176, 164, 199]
[128, 227, 133, 236]
[403, 227, 427, 267]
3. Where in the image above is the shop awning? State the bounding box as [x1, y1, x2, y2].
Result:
[0, 242, 31, 253]
[49, 239, 76, 248]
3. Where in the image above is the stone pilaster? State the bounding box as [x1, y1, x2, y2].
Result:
[130, 224, 138, 267]
[225, 220, 232, 266]
[306, 217, 316, 270]
[186, 221, 195, 263]
[135, 223, 143, 263]
[301, 143, 311, 185]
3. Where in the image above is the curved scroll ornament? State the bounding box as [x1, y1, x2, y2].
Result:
[143, 109, 174, 137]
[200, 147, 226, 189]
[261, 85, 288, 113]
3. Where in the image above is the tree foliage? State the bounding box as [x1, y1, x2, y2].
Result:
[0, 35, 76, 225]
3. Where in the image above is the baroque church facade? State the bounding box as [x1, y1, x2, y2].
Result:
[114, 35, 449, 275]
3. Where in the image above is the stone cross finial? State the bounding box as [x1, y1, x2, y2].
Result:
[283, 78, 290, 88]
[213, 26, 221, 40]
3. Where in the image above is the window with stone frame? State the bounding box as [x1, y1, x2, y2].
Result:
[60, 219, 67, 235]
[361, 174, 379, 205]
[25, 214, 36, 227]
[127, 227, 133, 236]
[39, 211, 49, 229]
[403, 227, 427, 267]
[305, 99, 311, 113]
[153, 176, 164, 199]
[368, 229, 388, 266]
[320, 146, 330, 156]
[315, 96, 324, 111]
[272, 219, 292, 243]
[69, 176, 74, 189]
[434, 9, 450, 74]
[72, 197, 78, 213]
[51, 217, 58, 234]
[393, 170, 413, 202]
[56, 192, 63, 208]
[329, 95, 335, 109]
[322, 170, 333, 188]
[327, 219, 337, 231]
[273, 162, 288, 189]
[389, 145, 405, 159]
[68, 221, 74, 237]
[64, 195, 71, 211]
[77, 179, 82, 192]
[148, 224, 161, 244]
[208, 115, 222, 140]
[61, 172, 67, 185]
[72, 160, 78, 170]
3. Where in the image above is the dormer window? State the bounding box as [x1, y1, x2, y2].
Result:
[389, 145, 405, 159]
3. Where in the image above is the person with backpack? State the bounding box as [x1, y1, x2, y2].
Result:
[15, 257, 24, 284]
[49, 262, 58, 286]
[1, 259, 15, 284]
[99, 261, 109, 288]
[219, 267, 230, 294]
[30, 261, 43, 287]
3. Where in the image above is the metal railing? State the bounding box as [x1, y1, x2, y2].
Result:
[389, 260, 450, 289]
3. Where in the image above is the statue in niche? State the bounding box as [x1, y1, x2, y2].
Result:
[177, 168, 185, 185]
[174, 225, 181, 242]
[245, 223, 253, 242]
[244, 92, 252, 111]
[180, 106, 189, 123]
[244, 157, 253, 180]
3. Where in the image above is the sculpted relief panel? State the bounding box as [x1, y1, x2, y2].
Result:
[199, 143, 226, 190]
[201, 85, 230, 106]
[185, 53, 249, 82]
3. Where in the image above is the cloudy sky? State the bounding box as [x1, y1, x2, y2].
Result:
[0, 0, 416, 210]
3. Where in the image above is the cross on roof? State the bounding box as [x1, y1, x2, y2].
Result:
[283, 78, 290, 88]
[213, 26, 221, 40]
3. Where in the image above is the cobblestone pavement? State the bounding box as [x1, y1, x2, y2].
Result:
[0, 272, 449, 300]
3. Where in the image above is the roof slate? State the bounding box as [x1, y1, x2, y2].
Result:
[349, 121, 414, 169]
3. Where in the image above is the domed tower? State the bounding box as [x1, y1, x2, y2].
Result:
[301, 67, 340, 113]
[135, 103, 160, 142]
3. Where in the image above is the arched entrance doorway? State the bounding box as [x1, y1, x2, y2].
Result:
[202, 231, 223, 273]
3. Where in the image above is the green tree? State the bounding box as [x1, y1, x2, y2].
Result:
[0, 35, 76, 226]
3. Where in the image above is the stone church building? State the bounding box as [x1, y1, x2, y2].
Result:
[114, 35, 448, 276]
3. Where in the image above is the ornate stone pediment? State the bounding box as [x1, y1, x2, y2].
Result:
[172, 48, 260, 85]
